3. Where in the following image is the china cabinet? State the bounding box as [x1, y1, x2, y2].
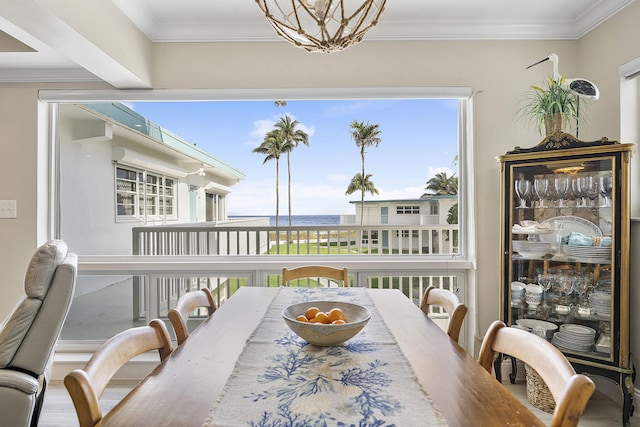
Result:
[497, 132, 635, 425]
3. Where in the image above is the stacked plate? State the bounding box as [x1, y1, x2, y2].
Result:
[588, 291, 611, 317]
[552, 324, 596, 352]
[515, 319, 558, 340]
[563, 245, 611, 264]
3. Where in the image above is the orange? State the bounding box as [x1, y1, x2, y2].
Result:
[313, 312, 330, 324]
[295, 315, 309, 322]
[331, 319, 346, 325]
[305, 306, 320, 320]
[327, 308, 346, 323]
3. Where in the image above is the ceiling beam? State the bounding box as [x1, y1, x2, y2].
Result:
[0, 0, 153, 88]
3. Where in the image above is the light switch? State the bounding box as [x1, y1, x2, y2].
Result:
[0, 200, 17, 218]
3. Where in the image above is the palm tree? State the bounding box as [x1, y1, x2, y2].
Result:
[274, 115, 309, 226]
[349, 120, 382, 224]
[424, 172, 459, 233]
[345, 173, 379, 220]
[252, 129, 286, 226]
[425, 172, 458, 195]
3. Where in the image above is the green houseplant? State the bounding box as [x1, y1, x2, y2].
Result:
[519, 76, 579, 136]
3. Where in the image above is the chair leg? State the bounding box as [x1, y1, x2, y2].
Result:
[30, 377, 47, 427]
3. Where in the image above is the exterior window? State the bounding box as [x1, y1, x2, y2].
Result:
[395, 230, 410, 237]
[396, 206, 420, 214]
[116, 166, 176, 221]
[430, 204, 439, 215]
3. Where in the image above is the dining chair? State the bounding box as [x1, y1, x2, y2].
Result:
[168, 288, 217, 345]
[478, 320, 595, 427]
[282, 266, 349, 287]
[419, 285, 467, 343]
[64, 319, 173, 427]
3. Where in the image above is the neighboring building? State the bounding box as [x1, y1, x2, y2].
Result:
[341, 196, 457, 226]
[341, 196, 458, 254]
[58, 102, 248, 256]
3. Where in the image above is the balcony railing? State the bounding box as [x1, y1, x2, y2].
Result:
[58, 223, 468, 351]
[132, 223, 460, 256]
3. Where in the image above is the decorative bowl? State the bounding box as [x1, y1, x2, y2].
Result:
[282, 301, 371, 346]
[512, 241, 552, 258]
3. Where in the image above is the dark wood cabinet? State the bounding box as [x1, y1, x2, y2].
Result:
[497, 133, 635, 425]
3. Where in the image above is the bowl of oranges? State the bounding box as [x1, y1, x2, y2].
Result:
[281, 301, 371, 346]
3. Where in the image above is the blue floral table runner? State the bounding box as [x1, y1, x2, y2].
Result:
[202, 287, 448, 426]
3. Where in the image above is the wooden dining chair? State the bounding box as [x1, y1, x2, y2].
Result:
[64, 319, 173, 427]
[419, 285, 467, 343]
[478, 320, 595, 427]
[168, 287, 217, 345]
[282, 266, 349, 287]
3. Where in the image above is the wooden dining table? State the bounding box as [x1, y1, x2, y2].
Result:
[97, 286, 544, 427]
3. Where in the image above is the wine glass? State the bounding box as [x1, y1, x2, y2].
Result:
[537, 273, 554, 310]
[553, 176, 570, 208]
[599, 174, 613, 207]
[572, 176, 591, 208]
[534, 178, 550, 208]
[514, 178, 531, 209]
[587, 178, 599, 208]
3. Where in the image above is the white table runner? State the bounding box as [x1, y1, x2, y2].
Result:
[203, 287, 448, 426]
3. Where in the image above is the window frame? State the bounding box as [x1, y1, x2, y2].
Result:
[115, 164, 178, 223]
[43, 87, 474, 261]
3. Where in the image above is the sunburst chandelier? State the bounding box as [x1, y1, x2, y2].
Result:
[255, 0, 387, 53]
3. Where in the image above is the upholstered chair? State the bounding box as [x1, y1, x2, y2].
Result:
[0, 240, 77, 427]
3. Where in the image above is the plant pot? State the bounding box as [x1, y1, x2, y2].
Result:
[544, 113, 565, 135]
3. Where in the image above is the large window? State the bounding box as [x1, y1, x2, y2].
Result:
[116, 166, 176, 221]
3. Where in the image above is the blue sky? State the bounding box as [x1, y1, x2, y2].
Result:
[129, 99, 458, 215]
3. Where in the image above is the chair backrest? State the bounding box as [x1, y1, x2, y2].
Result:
[282, 266, 349, 287]
[0, 240, 77, 427]
[0, 240, 77, 373]
[168, 288, 217, 345]
[419, 285, 467, 343]
[478, 320, 595, 427]
[64, 319, 172, 427]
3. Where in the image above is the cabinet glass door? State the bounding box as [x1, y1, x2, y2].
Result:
[507, 155, 615, 361]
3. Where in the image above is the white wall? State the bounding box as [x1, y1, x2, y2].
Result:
[1, 3, 639, 352]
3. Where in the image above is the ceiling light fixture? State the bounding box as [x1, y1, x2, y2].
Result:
[255, 0, 386, 53]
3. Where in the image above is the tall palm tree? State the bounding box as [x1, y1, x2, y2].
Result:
[425, 172, 458, 195]
[274, 115, 309, 226]
[345, 173, 379, 221]
[349, 120, 382, 224]
[252, 129, 285, 226]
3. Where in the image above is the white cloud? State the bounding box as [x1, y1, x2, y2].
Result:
[326, 173, 350, 182]
[426, 166, 456, 180]
[245, 114, 316, 148]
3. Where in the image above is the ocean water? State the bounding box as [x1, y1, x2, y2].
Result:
[231, 215, 340, 226]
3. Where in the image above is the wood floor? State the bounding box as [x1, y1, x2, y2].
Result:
[39, 378, 639, 426]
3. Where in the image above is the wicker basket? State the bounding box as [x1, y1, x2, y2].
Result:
[524, 364, 555, 413]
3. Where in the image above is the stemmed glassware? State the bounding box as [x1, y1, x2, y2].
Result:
[599, 174, 613, 207]
[515, 178, 531, 209]
[553, 176, 570, 208]
[537, 273, 554, 310]
[587, 178, 599, 208]
[575, 272, 594, 312]
[534, 178, 550, 208]
[572, 176, 591, 208]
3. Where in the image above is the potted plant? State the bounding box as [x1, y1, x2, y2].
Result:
[518, 76, 579, 136]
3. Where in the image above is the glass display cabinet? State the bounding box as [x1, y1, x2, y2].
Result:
[497, 132, 635, 425]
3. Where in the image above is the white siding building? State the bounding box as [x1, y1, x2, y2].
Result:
[342, 196, 457, 226]
[58, 103, 247, 256]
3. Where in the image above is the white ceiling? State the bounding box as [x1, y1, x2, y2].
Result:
[0, 0, 635, 84]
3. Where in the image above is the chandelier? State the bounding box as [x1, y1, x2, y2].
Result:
[255, 0, 387, 53]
